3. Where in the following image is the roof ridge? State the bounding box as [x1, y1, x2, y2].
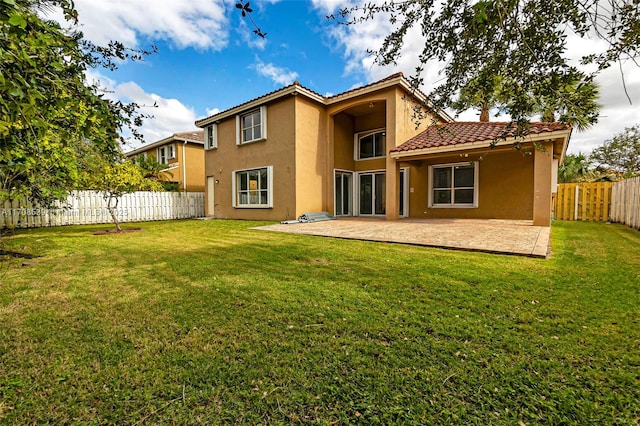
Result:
[195, 73, 415, 126]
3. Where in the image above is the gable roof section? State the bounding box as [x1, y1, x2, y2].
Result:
[195, 73, 453, 127]
[195, 83, 325, 127]
[125, 130, 205, 156]
[390, 122, 572, 158]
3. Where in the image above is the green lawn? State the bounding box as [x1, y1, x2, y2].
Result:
[1, 220, 639, 424]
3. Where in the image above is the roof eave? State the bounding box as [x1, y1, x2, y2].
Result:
[124, 135, 204, 156]
[390, 129, 572, 159]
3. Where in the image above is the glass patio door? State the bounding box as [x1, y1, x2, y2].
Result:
[359, 172, 385, 215]
[335, 171, 353, 216]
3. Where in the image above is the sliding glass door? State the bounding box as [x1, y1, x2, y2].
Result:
[334, 171, 353, 216]
[359, 172, 385, 216]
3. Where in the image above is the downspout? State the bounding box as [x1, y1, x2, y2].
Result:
[182, 141, 188, 192]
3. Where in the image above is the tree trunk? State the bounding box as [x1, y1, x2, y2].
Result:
[106, 195, 122, 232]
[479, 105, 489, 122]
[542, 108, 555, 122]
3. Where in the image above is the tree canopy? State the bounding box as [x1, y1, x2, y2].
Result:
[590, 125, 640, 176]
[0, 0, 153, 206]
[333, 0, 638, 132]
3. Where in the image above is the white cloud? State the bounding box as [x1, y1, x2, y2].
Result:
[205, 107, 221, 117]
[58, 0, 230, 50]
[251, 58, 299, 86]
[86, 71, 199, 152]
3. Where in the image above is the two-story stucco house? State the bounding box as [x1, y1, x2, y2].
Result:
[196, 73, 571, 226]
[126, 131, 205, 192]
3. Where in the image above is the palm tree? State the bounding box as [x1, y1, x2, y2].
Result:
[558, 153, 594, 183]
[535, 77, 600, 131]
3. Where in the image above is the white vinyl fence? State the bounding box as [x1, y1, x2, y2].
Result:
[1, 191, 205, 229]
[610, 176, 640, 230]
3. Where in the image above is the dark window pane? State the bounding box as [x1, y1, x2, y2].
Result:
[260, 191, 267, 205]
[434, 190, 451, 204]
[260, 169, 268, 189]
[335, 175, 343, 214]
[454, 189, 474, 204]
[360, 135, 374, 158]
[454, 165, 474, 187]
[374, 133, 386, 157]
[360, 174, 372, 214]
[239, 173, 248, 190]
[433, 168, 451, 189]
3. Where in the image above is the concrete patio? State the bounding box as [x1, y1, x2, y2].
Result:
[254, 218, 551, 258]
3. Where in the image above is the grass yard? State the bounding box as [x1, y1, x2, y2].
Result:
[0, 219, 639, 424]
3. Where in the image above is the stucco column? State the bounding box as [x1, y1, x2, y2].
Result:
[325, 113, 335, 214]
[532, 141, 553, 226]
[385, 95, 399, 220]
[385, 156, 400, 220]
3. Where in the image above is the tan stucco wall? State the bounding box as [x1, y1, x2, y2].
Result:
[294, 96, 327, 217]
[333, 113, 355, 172]
[204, 97, 298, 220]
[406, 147, 536, 220]
[182, 143, 205, 192]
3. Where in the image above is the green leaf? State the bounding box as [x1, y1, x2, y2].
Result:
[8, 13, 27, 29]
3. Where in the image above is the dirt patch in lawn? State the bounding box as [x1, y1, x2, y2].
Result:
[93, 228, 143, 236]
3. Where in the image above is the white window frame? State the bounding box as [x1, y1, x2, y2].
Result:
[157, 146, 167, 164]
[236, 106, 267, 145]
[231, 165, 273, 208]
[428, 162, 479, 208]
[157, 144, 175, 164]
[206, 124, 218, 150]
[354, 128, 386, 160]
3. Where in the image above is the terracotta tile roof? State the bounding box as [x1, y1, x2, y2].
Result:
[391, 121, 572, 153]
[173, 130, 204, 143]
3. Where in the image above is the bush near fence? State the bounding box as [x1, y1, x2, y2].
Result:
[1, 191, 205, 229]
[610, 176, 640, 230]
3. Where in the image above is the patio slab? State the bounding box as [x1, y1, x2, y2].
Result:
[254, 218, 551, 258]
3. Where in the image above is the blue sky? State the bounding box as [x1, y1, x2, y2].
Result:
[57, 0, 639, 155]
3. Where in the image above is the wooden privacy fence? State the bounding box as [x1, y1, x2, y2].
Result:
[610, 176, 640, 230]
[554, 182, 614, 221]
[1, 191, 205, 229]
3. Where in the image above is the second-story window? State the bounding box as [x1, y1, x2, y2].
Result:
[357, 130, 386, 160]
[157, 144, 175, 164]
[236, 106, 267, 145]
[206, 124, 217, 150]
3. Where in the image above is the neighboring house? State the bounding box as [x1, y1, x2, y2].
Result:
[125, 131, 205, 192]
[196, 73, 570, 226]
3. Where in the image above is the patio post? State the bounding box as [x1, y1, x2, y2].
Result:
[385, 155, 400, 220]
[532, 141, 553, 226]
